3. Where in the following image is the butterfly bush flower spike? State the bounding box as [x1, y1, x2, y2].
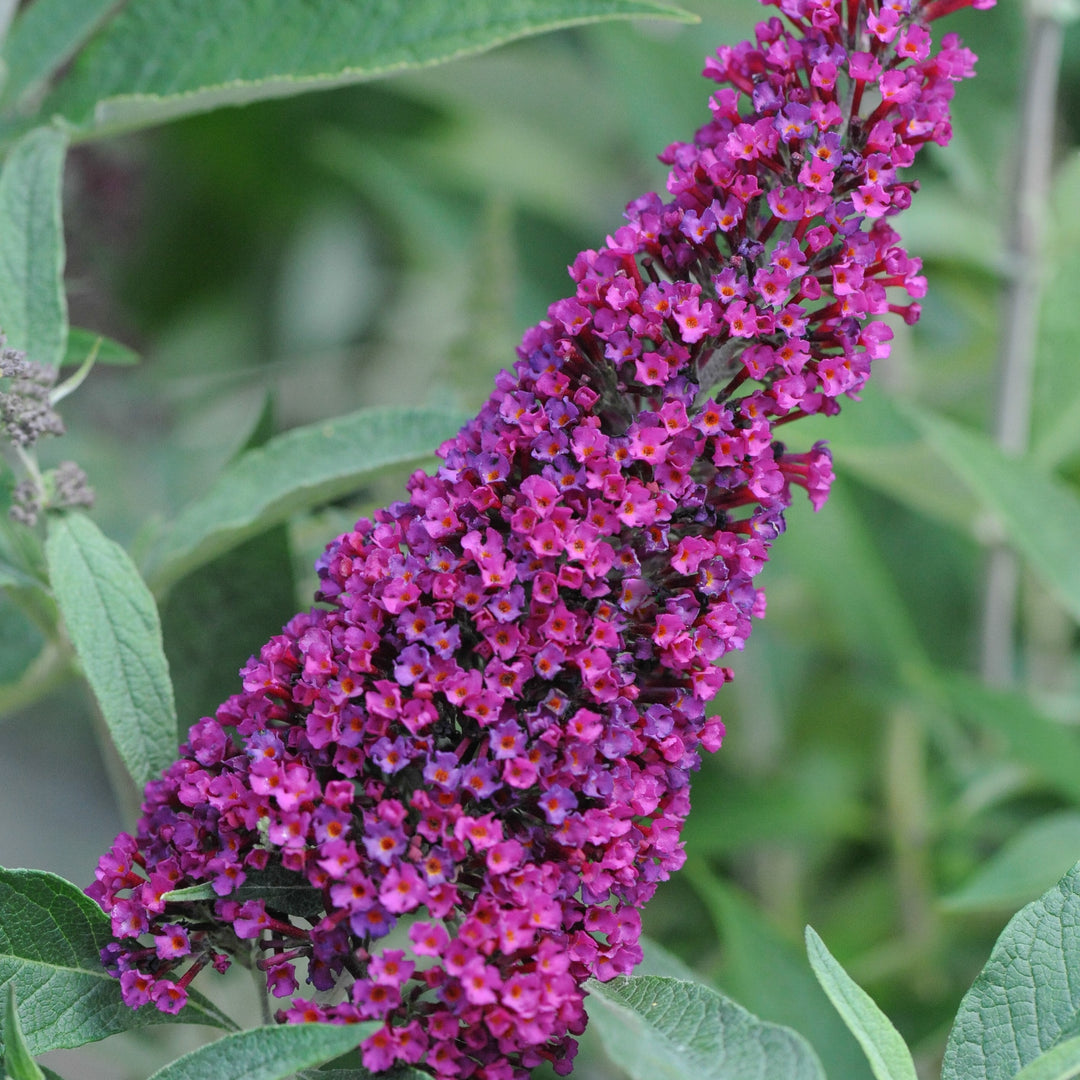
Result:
[88, 1, 991, 1077]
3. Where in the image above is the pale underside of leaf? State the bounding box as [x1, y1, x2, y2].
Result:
[805, 927, 918, 1080]
[45, 512, 177, 790]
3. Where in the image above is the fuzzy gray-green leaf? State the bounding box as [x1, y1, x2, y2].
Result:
[3, 984, 46, 1080]
[0, 0, 119, 109]
[805, 927, 918, 1080]
[1012, 1036, 1080, 1080]
[0, 868, 233, 1057]
[942, 860, 1080, 1080]
[585, 975, 826, 1080]
[0, 127, 67, 367]
[45, 511, 177, 790]
[144, 1022, 374, 1080]
[24, 0, 697, 141]
[147, 405, 472, 593]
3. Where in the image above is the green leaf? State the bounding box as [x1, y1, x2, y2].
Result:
[943, 812, 1080, 914]
[0, 868, 233, 1057]
[941, 860, 1080, 1080]
[824, 384, 979, 534]
[1033, 152, 1080, 470]
[685, 867, 873, 1080]
[585, 975, 827, 1080]
[161, 523, 295, 728]
[683, 753, 871, 858]
[304, 1072, 427, 1080]
[933, 671, 1080, 805]
[0, 489, 47, 591]
[0, 126, 67, 367]
[45, 511, 177, 790]
[444, 197, 520, 410]
[163, 863, 325, 920]
[0, 592, 45, 686]
[637, 935, 698, 982]
[61, 327, 139, 367]
[0, 0, 119, 109]
[3, 985, 46, 1080]
[897, 184, 1002, 275]
[902, 405, 1080, 625]
[146, 405, 472, 593]
[161, 394, 296, 729]
[0, 0, 16, 52]
[1012, 1036, 1080, 1080]
[805, 927, 918, 1080]
[144, 1022, 375, 1080]
[781, 472, 930, 681]
[28, 0, 697, 142]
[0, 562, 24, 588]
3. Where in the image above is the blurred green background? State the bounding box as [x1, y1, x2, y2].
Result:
[6, 1, 1080, 1077]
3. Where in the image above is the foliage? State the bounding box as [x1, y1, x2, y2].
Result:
[2, 0, 1080, 1078]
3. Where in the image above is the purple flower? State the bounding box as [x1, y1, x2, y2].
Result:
[87, 3, 991, 1078]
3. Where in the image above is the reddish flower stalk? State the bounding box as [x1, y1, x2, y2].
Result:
[88, 2, 991, 1077]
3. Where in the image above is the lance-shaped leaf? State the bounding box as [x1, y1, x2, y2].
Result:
[62, 328, 139, 367]
[1012, 1037, 1080, 1080]
[585, 975, 826, 1080]
[933, 671, 1080, 806]
[942, 860, 1080, 1080]
[1032, 153, 1080, 471]
[0, 127, 68, 368]
[685, 867, 873, 1080]
[805, 927, 918, 1080]
[943, 812, 1080, 914]
[903, 405, 1080, 625]
[0, 0, 118, 109]
[161, 393, 296, 731]
[144, 1022, 375, 1080]
[0, 869, 233, 1057]
[303, 1071, 427, 1080]
[45, 511, 177, 790]
[146, 405, 472, 594]
[163, 863, 325, 919]
[3, 985, 46, 1080]
[23, 0, 696, 142]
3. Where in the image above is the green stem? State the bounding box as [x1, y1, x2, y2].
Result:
[50, 337, 101, 405]
[252, 952, 273, 1027]
[980, 6, 1065, 686]
[883, 704, 941, 997]
[12, 443, 44, 497]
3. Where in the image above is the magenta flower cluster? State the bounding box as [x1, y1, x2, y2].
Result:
[88, 2, 989, 1077]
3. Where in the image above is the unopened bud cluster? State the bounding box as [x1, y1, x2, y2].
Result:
[0, 333, 94, 525]
[0, 341, 63, 448]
